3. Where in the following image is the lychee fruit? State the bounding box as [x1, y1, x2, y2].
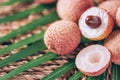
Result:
[57, 0, 94, 22]
[116, 7, 120, 27]
[99, 0, 120, 20]
[79, 7, 114, 41]
[104, 30, 120, 65]
[75, 44, 111, 76]
[44, 20, 81, 55]
[35, 0, 55, 4]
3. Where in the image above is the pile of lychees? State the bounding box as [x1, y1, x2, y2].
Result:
[36, 0, 120, 77]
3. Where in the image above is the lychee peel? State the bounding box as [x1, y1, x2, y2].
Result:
[116, 7, 120, 27]
[99, 0, 120, 20]
[75, 45, 111, 76]
[57, 0, 93, 22]
[44, 20, 81, 55]
[104, 30, 120, 65]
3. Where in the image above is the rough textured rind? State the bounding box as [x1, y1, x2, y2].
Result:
[35, 0, 55, 4]
[116, 7, 120, 27]
[104, 30, 120, 65]
[99, 0, 120, 20]
[44, 20, 81, 55]
[57, 0, 93, 22]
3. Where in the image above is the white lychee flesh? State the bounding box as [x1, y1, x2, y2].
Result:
[79, 7, 113, 40]
[75, 45, 110, 76]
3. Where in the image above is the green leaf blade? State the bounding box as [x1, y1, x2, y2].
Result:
[0, 40, 47, 67]
[68, 71, 83, 80]
[42, 59, 75, 80]
[0, 31, 45, 55]
[112, 64, 120, 80]
[0, 52, 58, 80]
[0, 4, 54, 24]
[0, 0, 33, 6]
[0, 11, 59, 43]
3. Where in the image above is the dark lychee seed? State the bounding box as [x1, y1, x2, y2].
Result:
[85, 15, 101, 28]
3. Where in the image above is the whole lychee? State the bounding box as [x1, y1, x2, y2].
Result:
[116, 7, 120, 27]
[104, 30, 120, 65]
[44, 20, 81, 55]
[75, 45, 111, 76]
[79, 7, 114, 41]
[35, 0, 55, 4]
[57, 0, 94, 22]
[99, 0, 120, 20]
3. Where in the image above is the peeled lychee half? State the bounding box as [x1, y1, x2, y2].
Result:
[44, 20, 81, 55]
[104, 30, 120, 65]
[35, 0, 55, 4]
[99, 0, 120, 20]
[75, 45, 111, 76]
[79, 7, 114, 41]
[116, 7, 120, 27]
[57, 0, 94, 22]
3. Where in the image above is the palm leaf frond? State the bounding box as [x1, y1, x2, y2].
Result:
[0, 31, 45, 55]
[0, 40, 46, 67]
[0, 52, 58, 80]
[0, 11, 59, 43]
[42, 59, 75, 80]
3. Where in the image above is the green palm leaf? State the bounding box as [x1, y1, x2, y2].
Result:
[0, 31, 45, 55]
[0, 4, 54, 24]
[0, 0, 33, 6]
[0, 11, 59, 43]
[0, 40, 46, 67]
[42, 59, 75, 80]
[68, 71, 83, 80]
[0, 52, 58, 80]
[112, 64, 120, 80]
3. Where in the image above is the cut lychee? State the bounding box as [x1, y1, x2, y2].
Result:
[35, 0, 55, 4]
[104, 30, 120, 65]
[99, 0, 120, 20]
[57, 0, 94, 22]
[116, 7, 120, 27]
[75, 45, 111, 76]
[79, 7, 114, 41]
[44, 20, 81, 55]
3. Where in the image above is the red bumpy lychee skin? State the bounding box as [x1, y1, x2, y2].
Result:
[57, 0, 94, 22]
[104, 30, 120, 65]
[99, 0, 120, 20]
[35, 0, 55, 4]
[79, 7, 114, 41]
[75, 45, 111, 76]
[116, 7, 120, 27]
[44, 20, 81, 55]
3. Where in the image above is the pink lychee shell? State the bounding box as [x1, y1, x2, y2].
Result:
[116, 7, 120, 27]
[99, 0, 120, 20]
[57, 0, 93, 22]
[44, 20, 81, 55]
[104, 30, 120, 65]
